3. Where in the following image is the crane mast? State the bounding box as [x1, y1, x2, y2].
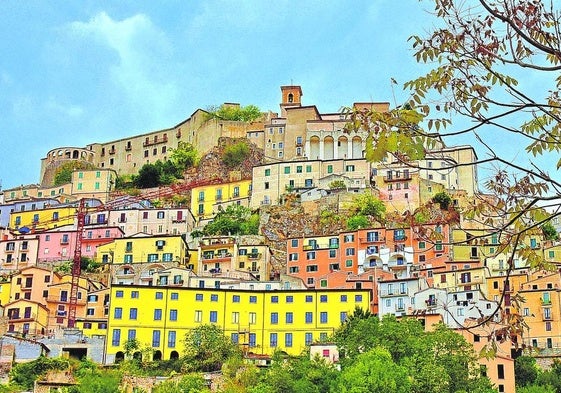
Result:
[68, 199, 86, 328]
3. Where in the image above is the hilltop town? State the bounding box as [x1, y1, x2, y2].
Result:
[1, 85, 559, 392]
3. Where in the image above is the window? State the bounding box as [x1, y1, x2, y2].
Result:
[286, 312, 293, 324]
[327, 165, 333, 174]
[320, 312, 328, 324]
[270, 312, 279, 324]
[306, 165, 312, 172]
[265, 169, 271, 176]
[210, 294, 218, 302]
[232, 312, 239, 324]
[355, 294, 363, 302]
[306, 265, 318, 272]
[286, 295, 293, 303]
[170, 309, 178, 321]
[284, 166, 290, 174]
[129, 308, 137, 320]
[340, 311, 348, 323]
[152, 330, 161, 347]
[270, 333, 278, 348]
[305, 312, 313, 323]
[320, 295, 328, 303]
[168, 331, 176, 348]
[196, 293, 203, 301]
[155, 292, 163, 300]
[306, 251, 316, 260]
[345, 248, 355, 256]
[112, 329, 121, 346]
[291, 239, 299, 247]
[250, 296, 257, 303]
[285, 333, 293, 347]
[271, 295, 278, 303]
[131, 291, 139, 299]
[497, 364, 505, 379]
[154, 309, 162, 320]
[233, 295, 240, 303]
[114, 308, 122, 319]
[195, 310, 202, 322]
[210, 311, 218, 323]
[249, 312, 256, 324]
[306, 295, 313, 303]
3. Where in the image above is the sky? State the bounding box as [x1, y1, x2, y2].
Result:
[0, 1, 556, 191]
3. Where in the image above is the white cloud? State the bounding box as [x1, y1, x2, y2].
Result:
[67, 12, 178, 123]
[45, 97, 84, 118]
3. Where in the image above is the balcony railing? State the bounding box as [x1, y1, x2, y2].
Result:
[383, 175, 412, 182]
[359, 237, 384, 244]
[143, 136, 168, 147]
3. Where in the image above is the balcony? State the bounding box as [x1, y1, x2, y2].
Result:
[541, 298, 552, 306]
[60, 239, 70, 245]
[5, 247, 15, 253]
[383, 174, 412, 182]
[8, 313, 36, 322]
[115, 271, 135, 279]
[248, 253, 261, 259]
[425, 299, 437, 308]
[381, 289, 409, 297]
[543, 312, 553, 321]
[360, 237, 384, 244]
[170, 280, 184, 287]
[395, 304, 406, 312]
[143, 136, 168, 147]
[125, 145, 132, 151]
[109, 148, 116, 155]
[202, 253, 232, 263]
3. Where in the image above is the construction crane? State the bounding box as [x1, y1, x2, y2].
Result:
[68, 198, 86, 328]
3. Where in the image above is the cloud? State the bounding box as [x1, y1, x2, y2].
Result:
[45, 97, 84, 118]
[66, 12, 179, 124]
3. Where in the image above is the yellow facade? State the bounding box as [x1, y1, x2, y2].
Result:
[190, 179, 252, 220]
[4, 299, 49, 337]
[71, 169, 116, 202]
[76, 287, 109, 337]
[95, 234, 190, 266]
[105, 285, 370, 363]
[0, 280, 11, 307]
[9, 206, 77, 231]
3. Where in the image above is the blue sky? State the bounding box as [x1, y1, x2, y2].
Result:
[0, 1, 554, 191]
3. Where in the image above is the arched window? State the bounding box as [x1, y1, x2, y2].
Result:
[288, 93, 294, 103]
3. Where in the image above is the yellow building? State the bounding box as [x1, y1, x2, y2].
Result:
[518, 271, 561, 351]
[95, 234, 190, 266]
[9, 205, 77, 232]
[70, 169, 116, 203]
[190, 179, 252, 220]
[105, 285, 370, 363]
[5, 299, 49, 337]
[76, 287, 110, 337]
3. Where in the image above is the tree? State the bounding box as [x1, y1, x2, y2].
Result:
[222, 141, 250, 168]
[515, 356, 539, 388]
[346, 0, 561, 348]
[328, 180, 347, 190]
[432, 191, 452, 210]
[542, 221, 559, 241]
[203, 205, 259, 236]
[170, 142, 199, 171]
[53, 161, 96, 186]
[347, 193, 386, 222]
[346, 214, 370, 230]
[206, 104, 262, 122]
[333, 347, 411, 393]
[134, 163, 161, 188]
[183, 324, 241, 372]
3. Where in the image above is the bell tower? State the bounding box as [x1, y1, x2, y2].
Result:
[280, 85, 302, 116]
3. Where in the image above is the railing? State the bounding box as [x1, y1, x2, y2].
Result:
[383, 175, 412, 182]
[143, 136, 168, 146]
[381, 289, 409, 297]
[359, 237, 384, 244]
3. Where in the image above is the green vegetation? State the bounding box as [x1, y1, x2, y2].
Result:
[202, 205, 259, 236]
[206, 104, 262, 122]
[432, 191, 452, 210]
[153, 373, 210, 393]
[53, 161, 97, 186]
[542, 221, 559, 241]
[170, 142, 200, 171]
[328, 180, 346, 190]
[182, 324, 242, 372]
[133, 160, 183, 188]
[346, 214, 370, 230]
[9, 356, 70, 390]
[222, 141, 251, 168]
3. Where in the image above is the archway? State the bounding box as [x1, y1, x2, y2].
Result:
[323, 136, 334, 160]
[170, 350, 179, 360]
[337, 136, 348, 158]
[309, 136, 320, 160]
[153, 350, 162, 361]
[115, 351, 125, 363]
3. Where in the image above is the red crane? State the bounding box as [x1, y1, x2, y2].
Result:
[68, 198, 86, 328]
